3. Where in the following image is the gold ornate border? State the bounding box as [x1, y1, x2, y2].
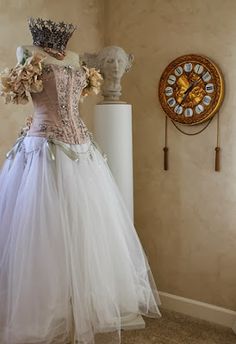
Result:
[158, 54, 225, 125]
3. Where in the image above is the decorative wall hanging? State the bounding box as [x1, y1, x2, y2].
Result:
[159, 54, 224, 171]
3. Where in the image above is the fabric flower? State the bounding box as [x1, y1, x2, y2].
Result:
[0, 52, 45, 105]
[81, 65, 103, 100]
[18, 115, 33, 137]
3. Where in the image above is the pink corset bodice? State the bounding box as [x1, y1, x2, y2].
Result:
[27, 63, 90, 145]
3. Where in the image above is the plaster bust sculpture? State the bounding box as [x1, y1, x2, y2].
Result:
[82, 46, 134, 103]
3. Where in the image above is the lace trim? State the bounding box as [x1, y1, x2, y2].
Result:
[28, 117, 90, 145]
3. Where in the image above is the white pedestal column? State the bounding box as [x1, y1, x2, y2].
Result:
[94, 103, 134, 220]
[93, 103, 145, 330]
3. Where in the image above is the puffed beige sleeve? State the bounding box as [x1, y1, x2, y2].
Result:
[0, 48, 44, 105]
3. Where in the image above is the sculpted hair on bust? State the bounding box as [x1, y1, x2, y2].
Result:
[97, 46, 134, 73]
[82, 46, 134, 74]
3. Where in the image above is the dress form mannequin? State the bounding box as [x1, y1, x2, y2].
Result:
[0, 17, 162, 344]
[16, 45, 81, 68]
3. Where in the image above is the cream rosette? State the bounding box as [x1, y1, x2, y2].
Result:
[81, 65, 103, 100]
[0, 52, 45, 105]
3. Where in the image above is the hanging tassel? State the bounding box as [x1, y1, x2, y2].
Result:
[163, 146, 169, 170]
[215, 112, 220, 172]
[163, 116, 169, 170]
[215, 147, 220, 171]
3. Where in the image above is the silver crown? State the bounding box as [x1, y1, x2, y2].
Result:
[28, 17, 77, 53]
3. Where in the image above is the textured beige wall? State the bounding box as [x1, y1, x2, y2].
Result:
[0, 0, 104, 163]
[105, 0, 236, 310]
[0, 0, 235, 311]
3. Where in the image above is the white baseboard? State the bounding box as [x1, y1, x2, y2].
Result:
[232, 321, 236, 334]
[159, 291, 236, 330]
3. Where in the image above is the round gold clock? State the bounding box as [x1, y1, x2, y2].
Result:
[159, 54, 224, 125]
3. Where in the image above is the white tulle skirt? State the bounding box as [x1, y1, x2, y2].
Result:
[0, 136, 161, 344]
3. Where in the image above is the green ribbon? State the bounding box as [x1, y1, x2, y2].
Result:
[88, 131, 107, 161]
[46, 139, 82, 162]
[47, 133, 107, 162]
[6, 134, 26, 159]
[6, 133, 108, 163]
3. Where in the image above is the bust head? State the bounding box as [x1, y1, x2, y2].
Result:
[97, 46, 133, 81]
[82, 46, 134, 102]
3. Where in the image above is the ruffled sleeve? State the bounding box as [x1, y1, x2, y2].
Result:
[0, 52, 45, 105]
[81, 64, 103, 100]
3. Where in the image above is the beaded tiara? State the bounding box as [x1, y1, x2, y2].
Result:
[28, 17, 77, 54]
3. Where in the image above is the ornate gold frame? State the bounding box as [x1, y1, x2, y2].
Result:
[158, 54, 225, 125]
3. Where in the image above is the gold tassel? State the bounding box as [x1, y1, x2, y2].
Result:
[215, 112, 220, 172]
[164, 116, 169, 170]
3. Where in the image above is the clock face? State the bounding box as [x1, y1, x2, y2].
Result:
[159, 54, 224, 125]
